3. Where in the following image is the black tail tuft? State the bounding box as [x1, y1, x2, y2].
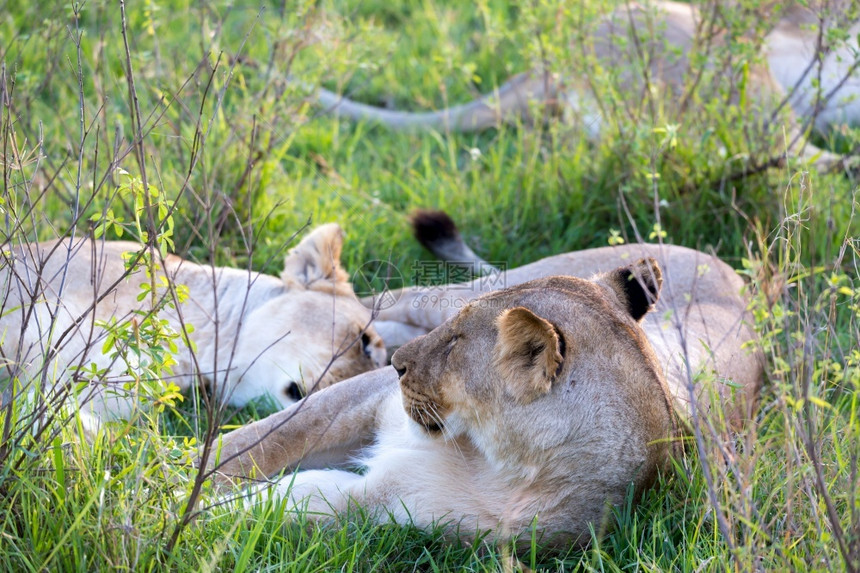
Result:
[409, 210, 461, 250]
[409, 209, 498, 275]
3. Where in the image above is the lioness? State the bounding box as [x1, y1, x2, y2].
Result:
[209, 239, 760, 546]
[0, 224, 386, 423]
[314, 1, 858, 164]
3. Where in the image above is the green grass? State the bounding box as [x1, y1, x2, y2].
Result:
[1, 0, 859, 570]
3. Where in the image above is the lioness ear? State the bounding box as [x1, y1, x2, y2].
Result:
[597, 258, 663, 321]
[493, 307, 564, 404]
[282, 223, 353, 296]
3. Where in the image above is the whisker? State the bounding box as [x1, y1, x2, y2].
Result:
[427, 401, 467, 460]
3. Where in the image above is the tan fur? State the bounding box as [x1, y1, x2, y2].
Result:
[316, 1, 858, 168]
[0, 224, 386, 423]
[208, 244, 761, 546]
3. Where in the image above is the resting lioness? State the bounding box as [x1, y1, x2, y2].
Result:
[0, 224, 386, 423]
[209, 241, 760, 546]
[315, 1, 858, 166]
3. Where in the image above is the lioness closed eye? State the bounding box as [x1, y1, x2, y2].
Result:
[208, 249, 760, 547]
[0, 224, 386, 425]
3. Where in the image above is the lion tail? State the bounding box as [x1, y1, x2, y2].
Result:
[313, 72, 558, 133]
[410, 209, 498, 276]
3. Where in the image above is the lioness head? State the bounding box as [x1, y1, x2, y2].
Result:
[225, 224, 386, 408]
[391, 259, 676, 527]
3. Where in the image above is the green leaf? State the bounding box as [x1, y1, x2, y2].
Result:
[51, 437, 66, 503]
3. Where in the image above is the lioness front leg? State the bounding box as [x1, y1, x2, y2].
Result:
[205, 367, 399, 486]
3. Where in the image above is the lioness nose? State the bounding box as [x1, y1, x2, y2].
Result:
[391, 348, 410, 377]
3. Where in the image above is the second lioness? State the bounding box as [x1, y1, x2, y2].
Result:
[0, 224, 386, 423]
